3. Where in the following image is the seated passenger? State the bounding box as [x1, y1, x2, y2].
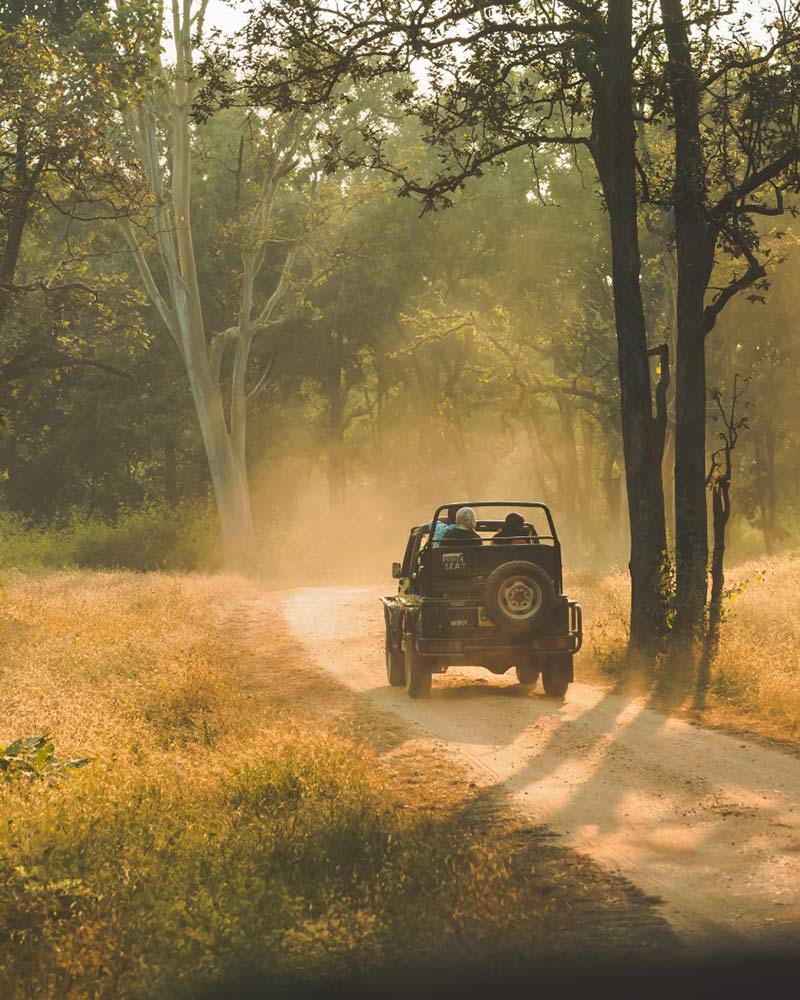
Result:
[431, 505, 460, 547]
[492, 512, 533, 545]
[440, 507, 482, 546]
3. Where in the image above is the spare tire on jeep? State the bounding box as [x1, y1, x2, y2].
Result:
[484, 560, 556, 637]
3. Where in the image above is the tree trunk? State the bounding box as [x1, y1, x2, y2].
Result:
[591, 1, 670, 646]
[189, 365, 254, 562]
[663, 422, 675, 548]
[556, 395, 581, 542]
[451, 415, 475, 497]
[121, 3, 315, 566]
[708, 482, 728, 640]
[0, 133, 38, 330]
[706, 378, 744, 641]
[164, 434, 178, 507]
[660, 0, 717, 633]
[326, 329, 347, 510]
[674, 309, 709, 630]
[581, 411, 595, 513]
[754, 430, 779, 555]
[601, 444, 624, 559]
[524, 417, 554, 507]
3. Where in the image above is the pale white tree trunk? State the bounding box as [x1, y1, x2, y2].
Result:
[121, 0, 307, 563]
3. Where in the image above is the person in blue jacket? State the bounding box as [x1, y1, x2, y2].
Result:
[431, 505, 459, 546]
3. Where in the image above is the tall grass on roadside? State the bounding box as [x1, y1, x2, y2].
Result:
[570, 555, 800, 739]
[0, 571, 554, 999]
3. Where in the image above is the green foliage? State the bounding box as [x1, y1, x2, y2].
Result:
[0, 0, 799, 581]
[0, 728, 540, 996]
[0, 736, 88, 782]
[0, 504, 220, 571]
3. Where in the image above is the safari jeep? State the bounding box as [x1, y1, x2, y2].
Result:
[381, 502, 582, 699]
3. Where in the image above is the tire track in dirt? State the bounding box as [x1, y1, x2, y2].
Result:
[266, 585, 800, 947]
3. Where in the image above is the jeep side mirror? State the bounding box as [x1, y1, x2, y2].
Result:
[391, 562, 402, 579]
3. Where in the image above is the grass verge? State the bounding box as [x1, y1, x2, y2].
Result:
[1, 570, 674, 998]
[569, 554, 800, 744]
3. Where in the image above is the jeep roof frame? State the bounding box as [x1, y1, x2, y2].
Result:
[427, 501, 558, 543]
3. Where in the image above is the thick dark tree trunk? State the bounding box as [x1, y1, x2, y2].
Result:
[663, 423, 675, 547]
[674, 306, 710, 629]
[0, 208, 27, 327]
[591, 2, 670, 646]
[660, 0, 718, 633]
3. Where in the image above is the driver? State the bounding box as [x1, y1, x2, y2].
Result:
[492, 512, 533, 545]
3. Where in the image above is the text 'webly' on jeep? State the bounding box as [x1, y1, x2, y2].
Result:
[381, 502, 582, 699]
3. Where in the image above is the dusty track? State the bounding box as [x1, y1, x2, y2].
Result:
[265, 585, 800, 946]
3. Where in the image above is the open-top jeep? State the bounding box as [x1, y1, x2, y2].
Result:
[381, 502, 582, 699]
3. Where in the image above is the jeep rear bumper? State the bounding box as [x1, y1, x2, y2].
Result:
[381, 595, 582, 658]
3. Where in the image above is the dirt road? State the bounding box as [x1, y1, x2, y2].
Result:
[271, 585, 800, 946]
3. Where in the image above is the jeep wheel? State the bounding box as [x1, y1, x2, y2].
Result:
[404, 644, 432, 699]
[515, 664, 540, 686]
[542, 659, 570, 699]
[386, 642, 405, 686]
[484, 561, 556, 637]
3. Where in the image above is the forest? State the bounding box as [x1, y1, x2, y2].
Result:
[2, 0, 799, 646]
[5, 3, 800, 996]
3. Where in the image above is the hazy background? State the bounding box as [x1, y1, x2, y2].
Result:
[1, 0, 798, 584]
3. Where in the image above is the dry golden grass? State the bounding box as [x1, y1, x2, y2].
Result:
[1, 571, 249, 758]
[569, 554, 800, 741]
[3, 569, 672, 998]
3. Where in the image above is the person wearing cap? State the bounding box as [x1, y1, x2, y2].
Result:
[439, 507, 482, 546]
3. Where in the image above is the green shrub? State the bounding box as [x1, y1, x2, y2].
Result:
[0, 505, 221, 571]
[0, 736, 89, 782]
[0, 511, 74, 568]
[0, 733, 530, 998]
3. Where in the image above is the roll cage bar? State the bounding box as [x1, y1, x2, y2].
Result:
[426, 501, 559, 546]
[417, 501, 563, 595]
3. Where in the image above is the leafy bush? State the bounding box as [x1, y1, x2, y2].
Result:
[0, 736, 89, 782]
[0, 512, 73, 568]
[0, 505, 221, 571]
